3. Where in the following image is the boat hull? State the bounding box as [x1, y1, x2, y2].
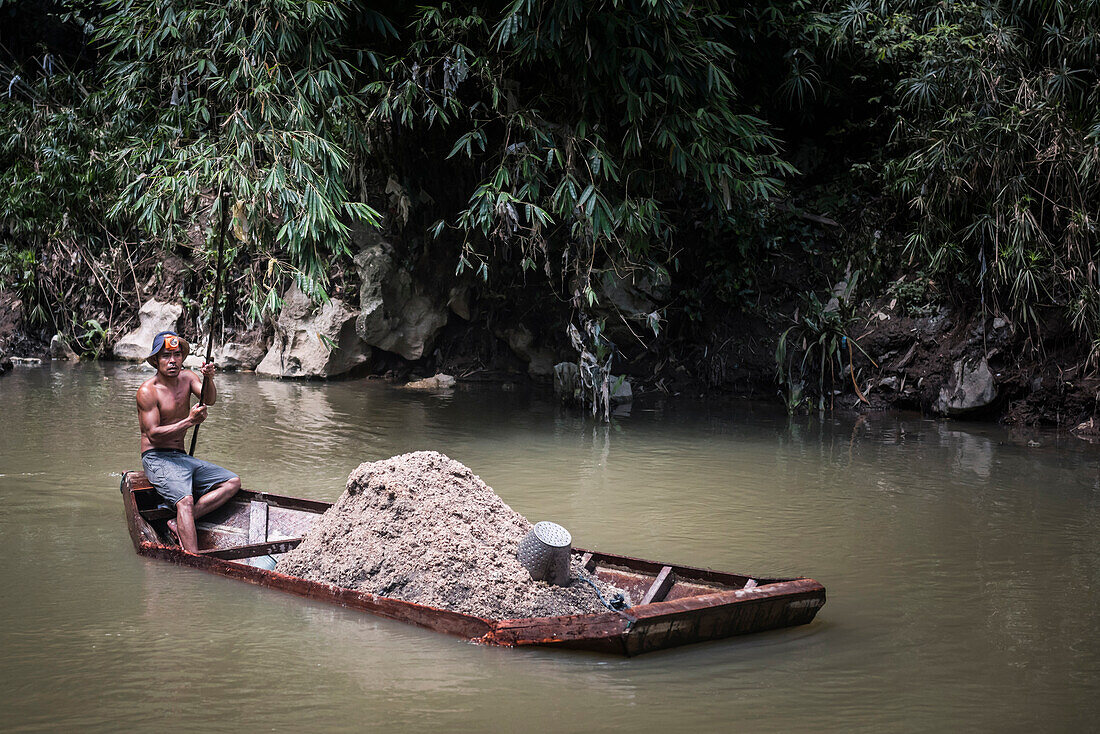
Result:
[120, 471, 825, 655]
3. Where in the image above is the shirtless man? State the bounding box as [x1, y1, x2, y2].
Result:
[136, 330, 241, 553]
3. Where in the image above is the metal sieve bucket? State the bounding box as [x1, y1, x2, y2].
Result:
[517, 521, 572, 586]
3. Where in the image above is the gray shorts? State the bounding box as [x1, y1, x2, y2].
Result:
[141, 449, 238, 507]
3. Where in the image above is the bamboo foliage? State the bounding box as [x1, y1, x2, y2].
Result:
[96, 0, 382, 314]
[820, 0, 1100, 359]
[368, 0, 792, 296]
[0, 32, 122, 334]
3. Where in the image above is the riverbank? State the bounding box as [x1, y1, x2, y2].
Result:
[3, 280, 1098, 437]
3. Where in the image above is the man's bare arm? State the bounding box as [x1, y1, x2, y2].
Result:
[137, 384, 205, 443]
[190, 364, 217, 405]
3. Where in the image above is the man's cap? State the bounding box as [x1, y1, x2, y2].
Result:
[146, 330, 190, 367]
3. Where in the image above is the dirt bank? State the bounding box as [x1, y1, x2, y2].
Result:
[0, 292, 48, 361]
[842, 303, 1100, 428]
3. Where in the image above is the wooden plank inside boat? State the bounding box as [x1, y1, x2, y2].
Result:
[199, 539, 303, 560]
[638, 566, 675, 606]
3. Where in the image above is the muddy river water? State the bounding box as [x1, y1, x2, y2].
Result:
[1, 363, 1097, 731]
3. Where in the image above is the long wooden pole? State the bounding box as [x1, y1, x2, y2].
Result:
[189, 190, 230, 456]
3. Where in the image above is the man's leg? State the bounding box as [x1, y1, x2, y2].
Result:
[171, 496, 199, 553]
[192, 476, 241, 519]
[144, 452, 196, 548]
[167, 477, 241, 553]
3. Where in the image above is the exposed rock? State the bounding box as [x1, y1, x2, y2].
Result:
[553, 362, 580, 401]
[496, 323, 557, 376]
[215, 339, 266, 371]
[611, 376, 633, 403]
[185, 329, 266, 371]
[354, 241, 449, 361]
[935, 356, 997, 416]
[598, 268, 670, 318]
[986, 316, 1016, 349]
[113, 299, 183, 361]
[447, 285, 472, 321]
[824, 266, 854, 313]
[49, 334, 79, 362]
[593, 268, 670, 347]
[256, 283, 369, 379]
[403, 373, 456, 389]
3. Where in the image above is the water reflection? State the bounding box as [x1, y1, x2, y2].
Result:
[938, 424, 995, 478]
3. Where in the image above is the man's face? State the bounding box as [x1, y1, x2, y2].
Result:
[157, 349, 182, 377]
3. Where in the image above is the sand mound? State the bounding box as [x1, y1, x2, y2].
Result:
[276, 451, 628, 619]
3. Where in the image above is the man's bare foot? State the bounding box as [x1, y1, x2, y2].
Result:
[166, 519, 180, 546]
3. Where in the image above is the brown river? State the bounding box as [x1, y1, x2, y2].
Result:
[1, 363, 1097, 732]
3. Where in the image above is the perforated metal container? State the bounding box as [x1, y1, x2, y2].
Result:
[517, 521, 572, 586]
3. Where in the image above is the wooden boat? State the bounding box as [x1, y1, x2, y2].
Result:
[120, 471, 826, 655]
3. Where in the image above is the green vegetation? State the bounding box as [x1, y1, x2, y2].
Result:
[97, 0, 385, 311]
[820, 0, 1100, 335]
[1, 0, 387, 335]
[1, 1, 1098, 398]
[776, 271, 862, 414]
[369, 1, 789, 290]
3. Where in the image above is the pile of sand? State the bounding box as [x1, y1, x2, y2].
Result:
[276, 451, 628, 619]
